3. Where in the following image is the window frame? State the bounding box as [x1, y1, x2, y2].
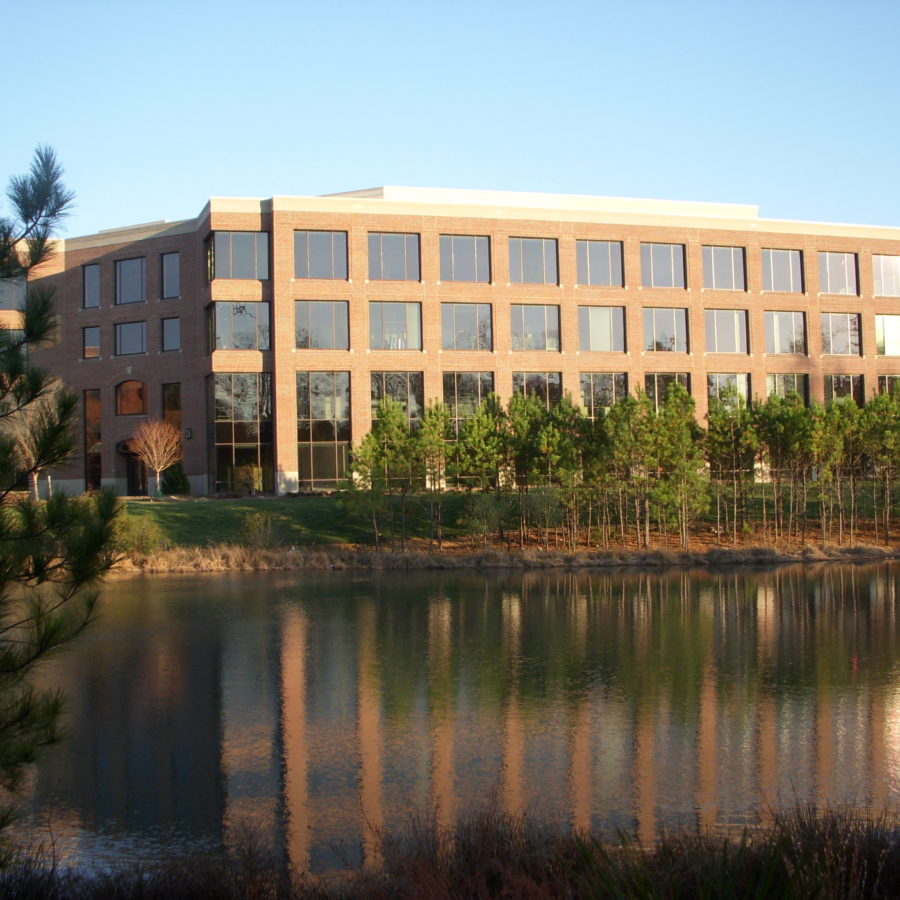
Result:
[640, 242, 686, 289]
[161, 316, 181, 352]
[875, 314, 900, 356]
[578, 306, 626, 352]
[82, 325, 100, 360]
[369, 301, 422, 350]
[115, 380, 147, 416]
[511, 371, 563, 408]
[824, 374, 864, 406]
[644, 372, 690, 410]
[210, 231, 270, 280]
[766, 373, 809, 404]
[212, 301, 271, 351]
[702, 245, 746, 291]
[576, 240, 624, 287]
[367, 232, 420, 281]
[818, 251, 858, 296]
[115, 257, 146, 305]
[114, 321, 147, 356]
[441, 302, 493, 351]
[873, 255, 900, 297]
[704, 308, 748, 354]
[580, 372, 628, 417]
[294, 230, 349, 280]
[82, 264, 100, 309]
[439, 235, 491, 283]
[820, 312, 862, 356]
[643, 307, 689, 352]
[510, 304, 560, 351]
[762, 248, 804, 293]
[508, 237, 559, 285]
[764, 310, 807, 355]
[161, 252, 180, 299]
[370, 371, 424, 425]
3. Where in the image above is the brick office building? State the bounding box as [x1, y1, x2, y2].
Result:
[18, 187, 900, 496]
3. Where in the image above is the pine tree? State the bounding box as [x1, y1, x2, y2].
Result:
[0, 148, 119, 825]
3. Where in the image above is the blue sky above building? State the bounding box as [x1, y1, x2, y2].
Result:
[5, 0, 897, 237]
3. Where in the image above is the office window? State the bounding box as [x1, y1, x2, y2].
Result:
[297, 371, 351, 487]
[82, 264, 100, 309]
[115, 321, 146, 355]
[441, 303, 492, 350]
[824, 374, 864, 406]
[162, 382, 181, 428]
[443, 372, 494, 434]
[371, 371, 424, 425]
[161, 252, 180, 299]
[512, 372, 562, 408]
[766, 373, 809, 403]
[580, 373, 627, 418]
[213, 302, 271, 350]
[295, 300, 349, 349]
[643, 307, 688, 352]
[576, 240, 623, 287]
[209, 232, 269, 280]
[83, 389, 102, 491]
[645, 372, 690, 410]
[703, 246, 746, 291]
[762, 249, 803, 293]
[765, 311, 807, 354]
[878, 375, 900, 396]
[82, 326, 100, 359]
[509, 237, 558, 284]
[640, 243, 685, 288]
[0, 276, 25, 311]
[707, 373, 750, 405]
[873, 255, 900, 297]
[116, 380, 146, 415]
[115, 257, 145, 304]
[369, 302, 422, 350]
[212, 372, 274, 493]
[705, 309, 748, 353]
[161, 317, 181, 352]
[818, 251, 858, 295]
[295, 230, 348, 280]
[511, 304, 560, 351]
[440, 235, 490, 282]
[578, 306, 625, 352]
[875, 314, 900, 355]
[821, 312, 861, 355]
[368, 232, 420, 281]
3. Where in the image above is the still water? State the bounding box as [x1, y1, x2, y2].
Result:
[11, 562, 900, 872]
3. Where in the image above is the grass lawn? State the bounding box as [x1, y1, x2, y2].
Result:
[124, 494, 472, 547]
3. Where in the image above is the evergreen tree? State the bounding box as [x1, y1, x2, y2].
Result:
[0, 148, 118, 824]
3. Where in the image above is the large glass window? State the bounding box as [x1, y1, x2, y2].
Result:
[368, 232, 420, 281]
[818, 251, 858, 295]
[765, 311, 807, 354]
[821, 312, 861, 355]
[762, 249, 803, 293]
[645, 372, 690, 410]
[371, 371, 424, 425]
[212, 373, 273, 492]
[161, 252, 180, 299]
[440, 235, 490, 282]
[509, 237, 558, 284]
[82, 326, 100, 359]
[369, 302, 422, 350]
[511, 304, 560, 351]
[116, 380, 146, 415]
[640, 243, 685, 288]
[210, 232, 269, 280]
[704, 309, 748, 353]
[295, 301, 349, 349]
[707, 373, 750, 405]
[294, 230, 348, 280]
[580, 373, 627, 417]
[213, 302, 271, 350]
[441, 303, 492, 350]
[115, 321, 147, 355]
[115, 258, 145, 304]
[83, 265, 100, 309]
[83, 389, 102, 491]
[643, 307, 688, 352]
[297, 371, 351, 487]
[443, 372, 494, 434]
[512, 372, 562, 408]
[766, 373, 809, 403]
[161, 317, 181, 352]
[879, 375, 900, 396]
[0, 276, 25, 311]
[578, 306, 625, 352]
[824, 374, 864, 406]
[873, 255, 900, 297]
[875, 315, 900, 355]
[703, 246, 746, 291]
[576, 240, 623, 287]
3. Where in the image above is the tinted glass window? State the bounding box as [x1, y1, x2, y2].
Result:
[295, 301, 349, 349]
[641, 243, 685, 288]
[116, 258, 145, 304]
[295, 231, 348, 279]
[579, 372, 627, 416]
[704, 309, 748, 353]
[874, 255, 900, 297]
[702, 246, 746, 291]
[83, 265, 100, 309]
[578, 306, 625, 351]
[369, 302, 421, 349]
[819, 251, 858, 295]
[821, 312, 861, 355]
[441, 303, 492, 350]
[509, 237, 558, 284]
[576, 240, 624, 287]
[762, 249, 803, 292]
[764, 310, 806, 354]
[115, 321, 146, 355]
[213, 232, 269, 279]
[440, 235, 490, 282]
[643, 307, 688, 352]
[368, 233, 420, 281]
[82, 326, 100, 359]
[161, 252, 180, 298]
[162, 317, 181, 351]
[510, 304, 560, 350]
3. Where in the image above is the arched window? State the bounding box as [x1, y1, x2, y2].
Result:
[116, 380, 146, 415]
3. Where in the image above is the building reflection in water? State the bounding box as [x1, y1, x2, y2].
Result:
[14, 562, 900, 874]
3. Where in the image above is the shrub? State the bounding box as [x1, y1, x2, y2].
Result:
[241, 512, 284, 549]
[161, 462, 190, 495]
[113, 509, 169, 556]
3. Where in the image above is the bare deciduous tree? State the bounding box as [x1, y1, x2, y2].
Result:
[130, 419, 182, 498]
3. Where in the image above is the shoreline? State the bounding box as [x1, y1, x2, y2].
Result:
[112, 540, 900, 575]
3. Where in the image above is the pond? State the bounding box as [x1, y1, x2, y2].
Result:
[11, 562, 900, 873]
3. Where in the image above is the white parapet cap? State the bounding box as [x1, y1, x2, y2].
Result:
[321, 185, 760, 220]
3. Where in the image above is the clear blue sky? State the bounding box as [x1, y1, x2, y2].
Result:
[4, 0, 898, 237]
